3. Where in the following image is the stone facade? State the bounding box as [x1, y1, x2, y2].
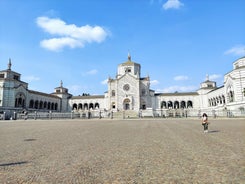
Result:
[1, 56, 245, 119]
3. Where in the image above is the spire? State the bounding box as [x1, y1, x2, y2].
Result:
[8, 58, 12, 70]
[60, 80, 63, 87]
[206, 74, 209, 81]
[128, 51, 131, 61]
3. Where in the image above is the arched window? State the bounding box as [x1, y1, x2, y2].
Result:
[89, 103, 94, 109]
[29, 100, 34, 108]
[51, 103, 54, 110]
[44, 101, 47, 109]
[84, 103, 88, 110]
[78, 103, 82, 110]
[222, 95, 226, 104]
[15, 93, 26, 108]
[123, 99, 130, 110]
[161, 101, 167, 109]
[112, 102, 116, 109]
[181, 101, 186, 108]
[39, 101, 43, 109]
[167, 101, 173, 109]
[187, 101, 193, 108]
[141, 100, 146, 109]
[174, 101, 179, 109]
[95, 103, 100, 109]
[219, 96, 222, 104]
[208, 99, 211, 107]
[187, 100, 193, 108]
[55, 103, 58, 110]
[229, 90, 234, 102]
[47, 102, 51, 110]
[34, 100, 39, 109]
[111, 90, 115, 96]
[72, 103, 77, 110]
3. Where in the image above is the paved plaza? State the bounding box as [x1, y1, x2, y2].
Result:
[0, 118, 244, 183]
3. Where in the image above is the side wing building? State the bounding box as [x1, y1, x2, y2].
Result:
[1, 55, 245, 119]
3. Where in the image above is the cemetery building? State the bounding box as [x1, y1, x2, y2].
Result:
[0, 55, 245, 119]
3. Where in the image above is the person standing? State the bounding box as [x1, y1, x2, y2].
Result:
[202, 113, 209, 133]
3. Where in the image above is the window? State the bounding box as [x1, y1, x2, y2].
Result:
[0, 74, 4, 78]
[112, 90, 115, 96]
[243, 88, 245, 97]
[112, 102, 116, 109]
[125, 67, 131, 73]
[123, 84, 130, 91]
[14, 75, 19, 80]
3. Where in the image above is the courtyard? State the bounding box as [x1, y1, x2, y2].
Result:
[0, 118, 244, 183]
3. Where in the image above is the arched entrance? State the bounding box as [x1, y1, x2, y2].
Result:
[123, 98, 130, 110]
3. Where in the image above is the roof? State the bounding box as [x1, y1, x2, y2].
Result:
[28, 90, 61, 99]
[155, 92, 199, 96]
[71, 95, 104, 99]
[120, 53, 140, 66]
[121, 60, 140, 66]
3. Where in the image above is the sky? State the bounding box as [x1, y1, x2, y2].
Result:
[0, 0, 245, 96]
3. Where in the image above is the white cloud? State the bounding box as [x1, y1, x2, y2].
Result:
[224, 45, 245, 56]
[174, 75, 189, 81]
[22, 75, 40, 82]
[40, 37, 83, 51]
[86, 69, 98, 75]
[36, 16, 108, 51]
[163, 0, 184, 10]
[68, 85, 83, 95]
[209, 74, 222, 81]
[151, 80, 159, 85]
[101, 79, 108, 85]
[157, 85, 197, 93]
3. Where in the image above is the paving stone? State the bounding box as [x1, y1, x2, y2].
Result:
[0, 118, 244, 183]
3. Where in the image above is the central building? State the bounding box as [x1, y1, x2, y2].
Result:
[107, 53, 152, 111]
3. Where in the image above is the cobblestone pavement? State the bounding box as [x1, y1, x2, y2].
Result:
[0, 118, 244, 183]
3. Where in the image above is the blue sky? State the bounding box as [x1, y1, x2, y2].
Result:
[0, 0, 245, 95]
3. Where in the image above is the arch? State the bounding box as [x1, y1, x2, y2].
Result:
[78, 103, 82, 110]
[15, 93, 26, 108]
[174, 101, 179, 109]
[187, 101, 193, 108]
[39, 101, 43, 109]
[34, 100, 39, 109]
[213, 97, 216, 106]
[55, 103, 58, 110]
[208, 99, 211, 107]
[72, 103, 77, 110]
[219, 96, 222, 104]
[89, 103, 94, 110]
[44, 101, 47, 109]
[141, 100, 146, 109]
[161, 101, 167, 109]
[51, 103, 54, 110]
[167, 101, 173, 109]
[29, 99, 34, 108]
[111, 90, 115, 96]
[180, 101, 186, 108]
[216, 97, 219, 105]
[123, 98, 130, 110]
[222, 95, 226, 104]
[95, 103, 100, 109]
[47, 102, 51, 110]
[227, 85, 234, 102]
[84, 103, 88, 110]
[111, 102, 116, 109]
